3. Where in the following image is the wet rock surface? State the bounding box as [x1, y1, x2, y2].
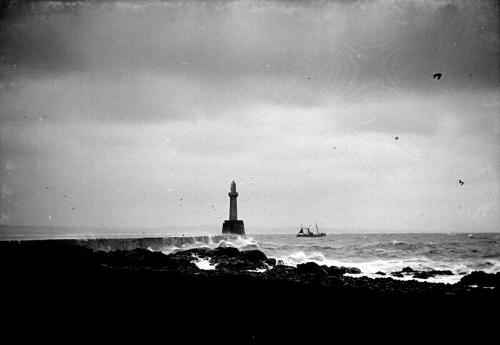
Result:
[390, 267, 455, 280]
[459, 271, 500, 287]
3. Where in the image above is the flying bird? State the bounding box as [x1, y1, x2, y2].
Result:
[458, 180, 464, 186]
[394, 136, 399, 140]
[433, 73, 442, 80]
[72, 207, 77, 211]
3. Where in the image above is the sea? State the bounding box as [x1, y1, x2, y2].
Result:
[1, 226, 499, 284]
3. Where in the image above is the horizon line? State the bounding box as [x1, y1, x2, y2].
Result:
[0, 224, 497, 235]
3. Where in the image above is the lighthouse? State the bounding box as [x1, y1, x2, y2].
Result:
[222, 180, 245, 235]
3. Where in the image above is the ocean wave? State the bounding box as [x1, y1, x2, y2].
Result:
[267, 249, 500, 284]
[391, 240, 409, 245]
[192, 256, 216, 270]
[286, 251, 327, 264]
[149, 233, 500, 283]
[215, 236, 260, 251]
[467, 260, 500, 274]
[159, 235, 260, 255]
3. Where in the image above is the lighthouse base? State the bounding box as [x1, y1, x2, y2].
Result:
[222, 220, 245, 236]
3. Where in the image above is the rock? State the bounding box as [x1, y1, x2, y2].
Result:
[328, 267, 345, 275]
[405, 269, 454, 279]
[265, 258, 277, 267]
[326, 266, 346, 276]
[413, 272, 434, 279]
[212, 246, 240, 259]
[91, 250, 109, 264]
[175, 247, 212, 259]
[391, 272, 404, 278]
[272, 264, 295, 272]
[296, 262, 328, 276]
[429, 270, 453, 276]
[325, 266, 361, 276]
[276, 260, 284, 266]
[141, 250, 173, 267]
[100, 248, 199, 271]
[401, 266, 414, 273]
[375, 271, 386, 276]
[210, 249, 267, 272]
[209, 247, 240, 266]
[459, 271, 500, 288]
[343, 267, 361, 274]
[240, 250, 267, 263]
[216, 257, 249, 271]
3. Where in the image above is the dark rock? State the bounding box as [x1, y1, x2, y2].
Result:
[167, 247, 270, 272]
[326, 266, 346, 276]
[272, 265, 295, 272]
[375, 271, 386, 276]
[429, 270, 453, 276]
[389, 266, 454, 280]
[240, 250, 267, 263]
[100, 248, 199, 272]
[265, 258, 277, 267]
[296, 262, 328, 276]
[216, 257, 250, 271]
[401, 267, 414, 273]
[344, 267, 361, 274]
[174, 247, 212, 259]
[326, 265, 361, 276]
[212, 246, 240, 258]
[208, 248, 267, 271]
[209, 247, 240, 266]
[91, 250, 109, 264]
[459, 271, 500, 288]
[413, 272, 434, 279]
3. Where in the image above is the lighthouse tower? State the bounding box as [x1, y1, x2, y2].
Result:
[222, 181, 245, 235]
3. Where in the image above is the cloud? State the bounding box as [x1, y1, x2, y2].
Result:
[1, 0, 498, 125]
[1, 0, 498, 88]
[0, 0, 498, 230]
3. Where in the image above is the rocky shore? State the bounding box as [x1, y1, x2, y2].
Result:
[1, 240, 498, 343]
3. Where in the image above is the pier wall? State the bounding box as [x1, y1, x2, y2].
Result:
[4, 235, 234, 252]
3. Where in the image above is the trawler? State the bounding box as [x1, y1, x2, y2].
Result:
[296, 224, 326, 237]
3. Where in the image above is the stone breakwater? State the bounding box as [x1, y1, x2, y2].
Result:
[4, 235, 230, 252]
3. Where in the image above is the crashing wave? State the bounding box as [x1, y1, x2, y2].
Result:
[192, 256, 216, 270]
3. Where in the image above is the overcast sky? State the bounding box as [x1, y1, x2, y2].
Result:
[1, 0, 499, 233]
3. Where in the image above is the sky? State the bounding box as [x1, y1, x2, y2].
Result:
[0, 0, 499, 233]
